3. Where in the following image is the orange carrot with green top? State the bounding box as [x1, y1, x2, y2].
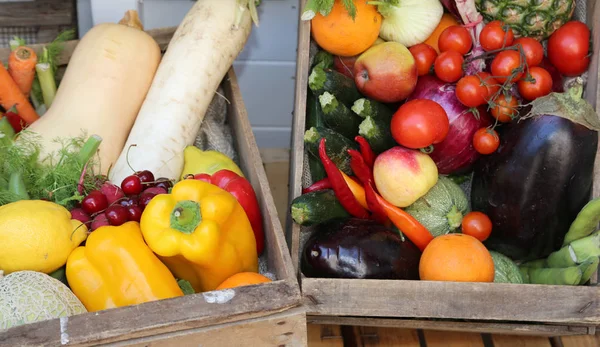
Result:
[8, 46, 37, 98]
[0, 63, 40, 125]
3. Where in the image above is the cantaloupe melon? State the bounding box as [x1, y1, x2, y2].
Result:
[0, 271, 87, 330]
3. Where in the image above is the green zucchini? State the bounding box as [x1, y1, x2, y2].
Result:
[351, 98, 394, 122]
[306, 92, 327, 182]
[358, 116, 396, 153]
[308, 64, 361, 107]
[290, 190, 350, 226]
[304, 126, 357, 176]
[312, 50, 334, 69]
[319, 91, 362, 140]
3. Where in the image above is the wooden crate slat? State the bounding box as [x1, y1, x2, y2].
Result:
[352, 327, 421, 347]
[306, 316, 593, 337]
[560, 334, 600, 347]
[491, 334, 552, 347]
[0, 0, 74, 27]
[423, 330, 485, 347]
[307, 324, 344, 347]
[302, 278, 600, 325]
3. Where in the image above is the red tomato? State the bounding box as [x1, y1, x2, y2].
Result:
[390, 99, 450, 149]
[438, 25, 472, 55]
[475, 71, 500, 101]
[518, 66, 553, 101]
[491, 50, 524, 83]
[548, 21, 591, 76]
[513, 37, 544, 67]
[456, 75, 488, 107]
[409, 43, 438, 76]
[461, 211, 493, 242]
[490, 94, 518, 123]
[473, 128, 500, 155]
[480, 20, 514, 51]
[434, 50, 464, 83]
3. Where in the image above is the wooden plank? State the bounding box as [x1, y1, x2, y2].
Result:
[306, 316, 593, 337]
[302, 278, 600, 325]
[423, 330, 484, 347]
[491, 335, 552, 347]
[286, 0, 311, 270]
[107, 307, 307, 347]
[224, 69, 299, 284]
[352, 327, 420, 347]
[560, 334, 600, 347]
[307, 324, 344, 347]
[0, 0, 73, 27]
[264, 161, 290, 230]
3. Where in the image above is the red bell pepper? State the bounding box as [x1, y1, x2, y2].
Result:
[191, 170, 265, 255]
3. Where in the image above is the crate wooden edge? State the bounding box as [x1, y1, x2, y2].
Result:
[0, 28, 303, 345]
[307, 316, 593, 337]
[287, 0, 600, 333]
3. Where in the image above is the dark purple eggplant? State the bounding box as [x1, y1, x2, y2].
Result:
[471, 114, 598, 261]
[301, 218, 421, 280]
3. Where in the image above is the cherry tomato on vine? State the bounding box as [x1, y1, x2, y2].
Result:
[518, 66, 553, 101]
[461, 211, 493, 242]
[491, 50, 523, 83]
[409, 43, 438, 76]
[473, 128, 500, 155]
[390, 99, 450, 149]
[434, 50, 464, 83]
[490, 94, 518, 123]
[475, 71, 500, 101]
[513, 37, 544, 67]
[548, 21, 591, 76]
[456, 75, 488, 107]
[438, 25, 472, 55]
[480, 20, 514, 51]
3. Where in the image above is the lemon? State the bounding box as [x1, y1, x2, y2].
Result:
[0, 200, 88, 274]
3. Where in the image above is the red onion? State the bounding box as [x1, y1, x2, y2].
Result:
[407, 75, 492, 174]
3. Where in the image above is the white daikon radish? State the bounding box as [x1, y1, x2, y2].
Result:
[109, 0, 259, 183]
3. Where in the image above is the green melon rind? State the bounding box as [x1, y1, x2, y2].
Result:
[0, 270, 87, 329]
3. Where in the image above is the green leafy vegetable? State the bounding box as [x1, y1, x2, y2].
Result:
[302, 0, 357, 20]
[0, 132, 102, 209]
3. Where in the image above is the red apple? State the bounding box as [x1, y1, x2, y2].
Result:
[353, 42, 418, 103]
[333, 55, 359, 79]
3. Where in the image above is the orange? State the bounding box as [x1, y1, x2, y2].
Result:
[215, 272, 272, 290]
[423, 13, 461, 53]
[311, 0, 382, 57]
[419, 234, 495, 282]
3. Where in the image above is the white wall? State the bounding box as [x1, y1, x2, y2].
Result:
[79, 0, 298, 148]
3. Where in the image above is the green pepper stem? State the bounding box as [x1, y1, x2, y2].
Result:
[170, 200, 202, 234]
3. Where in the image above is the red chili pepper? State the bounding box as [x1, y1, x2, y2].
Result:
[302, 177, 332, 194]
[364, 179, 389, 225]
[355, 136, 376, 168]
[4, 106, 24, 133]
[319, 138, 370, 219]
[348, 149, 374, 185]
[191, 169, 265, 255]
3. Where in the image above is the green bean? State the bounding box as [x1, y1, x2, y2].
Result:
[563, 197, 600, 246]
[547, 231, 600, 267]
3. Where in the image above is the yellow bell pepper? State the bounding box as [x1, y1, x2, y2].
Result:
[180, 146, 244, 180]
[65, 221, 183, 312]
[140, 179, 258, 292]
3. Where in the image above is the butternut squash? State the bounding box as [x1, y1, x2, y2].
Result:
[18, 11, 161, 174]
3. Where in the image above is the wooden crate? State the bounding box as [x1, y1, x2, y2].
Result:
[287, 0, 600, 336]
[0, 28, 306, 346]
[0, 0, 77, 47]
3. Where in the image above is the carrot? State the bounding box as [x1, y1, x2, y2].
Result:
[8, 46, 37, 97]
[340, 170, 434, 251]
[0, 63, 40, 125]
